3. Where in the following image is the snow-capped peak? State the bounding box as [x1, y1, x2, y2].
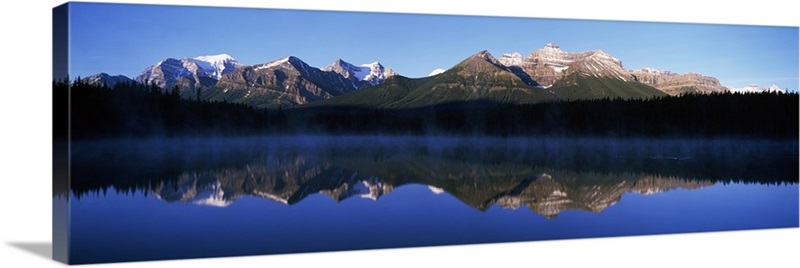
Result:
[324, 58, 366, 79]
[498, 53, 523, 66]
[590, 49, 614, 59]
[632, 67, 676, 76]
[193, 53, 235, 63]
[542, 43, 562, 52]
[189, 53, 243, 80]
[360, 61, 392, 81]
[361, 61, 382, 68]
[323, 59, 395, 85]
[530, 43, 568, 62]
[536, 43, 564, 55]
[641, 67, 662, 73]
[153, 57, 180, 68]
[767, 85, 784, 92]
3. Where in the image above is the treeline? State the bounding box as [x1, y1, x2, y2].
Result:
[58, 79, 798, 139]
[60, 78, 272, 139]
[295, 94, 798, 138]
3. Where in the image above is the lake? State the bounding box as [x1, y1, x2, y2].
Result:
[64, 136, 799, 264]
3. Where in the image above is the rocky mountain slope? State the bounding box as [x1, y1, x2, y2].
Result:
[497, 43, 634, 87]
[629, 67, 728, 95]
[135, 54, 243, 92]
[496, 44, 782, 97]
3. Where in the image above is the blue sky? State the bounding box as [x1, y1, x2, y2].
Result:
[68, 2, 799, 90]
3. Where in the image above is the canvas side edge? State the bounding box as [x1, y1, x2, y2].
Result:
[52, 2, 70, 264]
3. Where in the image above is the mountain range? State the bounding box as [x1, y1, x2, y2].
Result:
[80, 72, 134, 88]
[83, 43, 786, 109]
[726, 84, 786, 94]
[208, 56, 396, 108]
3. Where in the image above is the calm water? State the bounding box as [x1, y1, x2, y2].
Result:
[66, 136, 799, 264]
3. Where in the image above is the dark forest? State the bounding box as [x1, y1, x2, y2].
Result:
[58, 78, 799, 139]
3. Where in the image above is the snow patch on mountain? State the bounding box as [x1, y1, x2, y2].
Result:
[428, 185, 445, 194]
[255, 57, 292, 71]
[428, 68, 446, 76]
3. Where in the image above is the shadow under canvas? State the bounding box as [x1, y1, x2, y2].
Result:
[7, 242, 52, 260]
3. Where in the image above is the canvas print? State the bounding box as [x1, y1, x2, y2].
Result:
[53, 2, 799, 265]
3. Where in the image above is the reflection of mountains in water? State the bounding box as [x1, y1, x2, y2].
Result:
[68, 137, 797, 218]
[146, 155, 715, 218]
[151, 158, 394, 206]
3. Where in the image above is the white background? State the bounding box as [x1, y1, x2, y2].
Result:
[0, 0, 797, 267]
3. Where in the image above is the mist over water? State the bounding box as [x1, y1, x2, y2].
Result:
[70, 136, 797, 192]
